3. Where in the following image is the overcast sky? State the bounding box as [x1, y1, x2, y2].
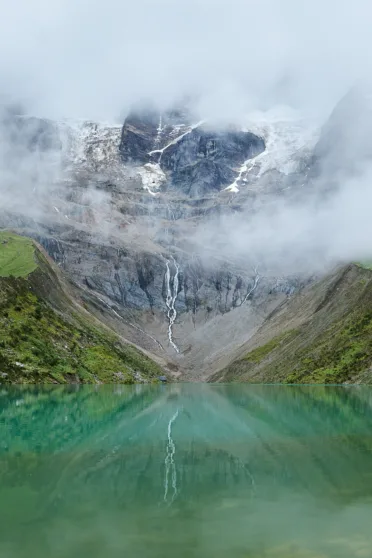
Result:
[0, 0, 371, 122]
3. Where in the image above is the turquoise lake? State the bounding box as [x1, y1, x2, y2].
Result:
[1, 384, 372, 557]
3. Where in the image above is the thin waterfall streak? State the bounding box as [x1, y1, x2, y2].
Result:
[164, 257, 181, 353]
[242, 268, 260, 304]
[164, 409, 179, 503]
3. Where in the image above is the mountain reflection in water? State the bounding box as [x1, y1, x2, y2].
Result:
[1, 384, 372, 557]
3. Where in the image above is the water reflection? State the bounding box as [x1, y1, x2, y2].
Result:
[0, 384, 372, 557]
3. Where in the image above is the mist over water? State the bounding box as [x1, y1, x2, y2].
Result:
[1, 384, 372, 557]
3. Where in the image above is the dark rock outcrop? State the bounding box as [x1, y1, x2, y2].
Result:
[119, 107, 265, 196]
[119, 106, 191, 164]
[161, 128, 265, 197]
[119, 108, 160, 162]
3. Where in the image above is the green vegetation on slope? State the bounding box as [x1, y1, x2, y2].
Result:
[356, 261, 372, 270]
[0, 232, 37, 277]
[241, 331, 297, 364]
[0, 232, 164, 384]
[217, 330, 298, 383]
[216, 265, 372, 385]
[284, 310, 372, 385]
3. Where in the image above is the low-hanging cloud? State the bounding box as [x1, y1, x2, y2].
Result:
[190, 83, 372, 275]
[1, 0, 372, 121]
[192, 170, 372, 277]
[1, 1, 372, 281]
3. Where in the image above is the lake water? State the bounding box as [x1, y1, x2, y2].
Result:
[1, 384, 372, 557]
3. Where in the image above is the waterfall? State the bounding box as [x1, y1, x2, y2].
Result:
[242, 268, 260, 304]
[155, 115, 163, 147]
[164, 257, 180, 353]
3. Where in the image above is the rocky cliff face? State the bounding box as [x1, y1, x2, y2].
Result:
[119, 107, 265, 197]
[0, 102, 319, 378]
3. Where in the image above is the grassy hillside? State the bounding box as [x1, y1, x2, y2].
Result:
[0, 232, 37, 277]
[214, 264, 372, 385]
[0, 232, 165, 384]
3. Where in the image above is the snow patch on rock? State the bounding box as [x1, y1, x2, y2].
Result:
[138, 163, 167, 195]
[225, 108, 319, 193]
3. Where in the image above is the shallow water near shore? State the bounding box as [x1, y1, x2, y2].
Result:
[1, 384, 372, 557]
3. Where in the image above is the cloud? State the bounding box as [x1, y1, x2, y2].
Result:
[192, 174, 372, 276]
[2, 1, 372, 279]
[0, 0, 372, 121]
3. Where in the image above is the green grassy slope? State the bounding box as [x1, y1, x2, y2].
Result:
[214, 264, 372, 385]
[0, 232, 165, 384]
[0, 232, 38, 277]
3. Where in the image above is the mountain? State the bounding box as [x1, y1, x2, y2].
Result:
[3, 91, 371, 382]
[213, 264, 372, 384]
[0, 102, 319, 380]
[0, 231, 165, 383]
[119, 106, 265, 196]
